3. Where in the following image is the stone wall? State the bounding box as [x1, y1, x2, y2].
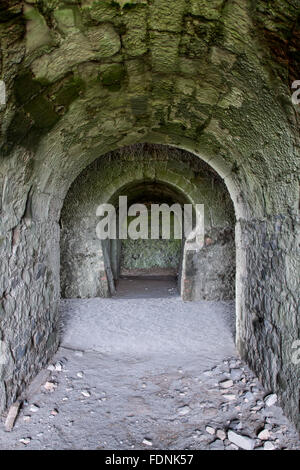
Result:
[237, 214, 300, 430]
[182, 226, 236, 301]
[0, 220, 60, 411]
[120, 235, 182, 274]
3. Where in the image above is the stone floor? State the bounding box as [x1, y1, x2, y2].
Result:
[0, 280, 299, 450]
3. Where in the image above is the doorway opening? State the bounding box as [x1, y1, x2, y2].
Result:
[103, 180, 193, 298]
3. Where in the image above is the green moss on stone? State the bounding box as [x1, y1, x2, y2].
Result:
[53, 8, 78, 33]
[6, 110, 33, 149]
[0, 2, 22, 22]
[24, 5, 53, 53]
[189, 0, 224, 20]
[24, 96, 59, 129]
[101, 64, 126, 91]
[14, 73, 44, 105]
[151, 76, 176, 101]
[149, 0, 186, 33]
[122, 4, 147, 56]
[81, 0, 119, 25]
[54, 77, 85, 107]
[150, 31, 180, 74]
[130, 96, 148, 117]
[121, 238, 182, 270]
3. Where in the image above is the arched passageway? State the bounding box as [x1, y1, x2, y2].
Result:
[60, 144, 236, 301]
[0, 0, 299, 447]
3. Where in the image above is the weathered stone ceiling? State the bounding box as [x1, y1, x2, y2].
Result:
[254, 0, 300, 83]
[0, 0, 299, 227]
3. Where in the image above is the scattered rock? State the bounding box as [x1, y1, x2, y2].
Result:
[223, 394, 236, 401]
[219, 379, 233, 389]
[216, 429, 226, 440]
[226, 443, 239, 450]
[19, 438, 31, 445]
[228, 430, 255, 450]
[206, 426, 215, 435]
[263, 441, 275, 450]
[5, 400, 22, 432]
[1, 351, 296, 450]
[230, 369, 243, 380]
[29, 404, 39, 413]
[244, 392, 255, 402]
[229, 360, 241, 368]
[258, 429, 270, 440]
[251, 405, 262, 411]
[44, 381, 57, 392]
[178, 405, 190, 415]
[229, 419, 243, 431]
[142, 438, 153, 446]
[210, 439, 224, 450]
[55, 362, 63, 372]
[264, 394, 277, 407]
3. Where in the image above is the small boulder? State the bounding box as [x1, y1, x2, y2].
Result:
[264, 394, 277, 407]
[258, 429, 270, 440]
[228, 430, 255, 450]
[219, 379, 233, 389]
[205, 426, 215, 435]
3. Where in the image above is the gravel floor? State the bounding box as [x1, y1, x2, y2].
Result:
[0, 280, 299, 450]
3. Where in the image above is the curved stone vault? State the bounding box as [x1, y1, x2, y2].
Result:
[0, 0, 299, 431]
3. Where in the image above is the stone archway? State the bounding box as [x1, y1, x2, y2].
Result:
[60, 144, 236, 302]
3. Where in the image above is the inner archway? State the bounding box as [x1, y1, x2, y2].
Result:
[108, 180, 188, 299]
[60, 144, 236, 302]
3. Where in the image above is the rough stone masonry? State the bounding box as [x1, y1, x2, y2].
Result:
[0, 0, 299, 433]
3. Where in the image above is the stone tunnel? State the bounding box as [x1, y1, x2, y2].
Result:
[60, 144, 236, 300]
[0, 0, 299, 450]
